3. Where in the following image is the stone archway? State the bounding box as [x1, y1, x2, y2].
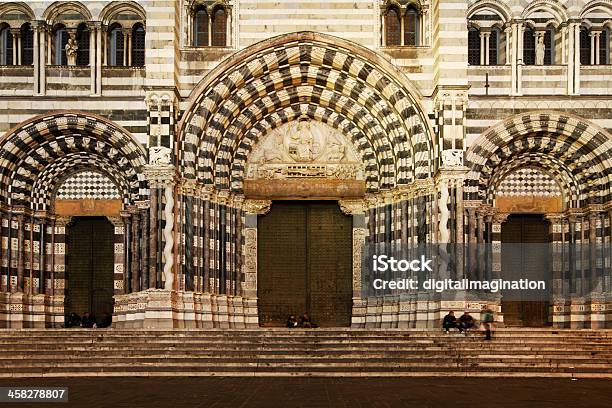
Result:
[170, 32, 436, 328]
[465, 111, 612, 329]
[0, 111, 147, 328]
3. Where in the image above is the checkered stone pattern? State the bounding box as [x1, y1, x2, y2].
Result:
[147, 99, 175, 149]
[496, 168, 562, 197]
[56, 171, 121, 200]
[435, 96, 465, 152]
[465, 112, 612, 207]
[179, 33, 434, 193]
[0, 113, 148, 211]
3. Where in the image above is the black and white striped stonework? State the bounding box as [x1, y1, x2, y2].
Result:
[179, 32, 435, 193]
[0, 112, 148, 211]
[465, 112, 612, 207]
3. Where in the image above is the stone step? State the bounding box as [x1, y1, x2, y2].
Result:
[1, 357, 610, 365]
[2, 364, 610, 374]
[1, 329, 609, 378]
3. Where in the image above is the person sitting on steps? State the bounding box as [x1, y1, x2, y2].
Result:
[442, 311, 458, 333]
[459, 311, 475, 335]
[299, 313, 318, 328]
[286, 315, 298, 328]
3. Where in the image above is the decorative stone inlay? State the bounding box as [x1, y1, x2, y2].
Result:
[352, 228, 367, 294]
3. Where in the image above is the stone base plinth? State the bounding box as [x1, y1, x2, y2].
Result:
[0, 293, 64, 328]
[112, 290, 259, 329]
[351, 296, 504, 329]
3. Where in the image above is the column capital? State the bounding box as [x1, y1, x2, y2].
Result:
[142, 164, 178, 186]
[544, 213, 565, 223]
[242, 199, 272, 215]
[338, 199, 366, 215]
[54, 216, 73, 227]
[492, 212, 509, 225]
[179, 179, 200, 196]
[88, 21, 102, 30]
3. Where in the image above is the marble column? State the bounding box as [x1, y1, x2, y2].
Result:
[10, 28, 18, 65]
[545, 213, 568, 328]
[149, 181, 159, 289]
[15, 212, 25, 292]
[121, 211, 132, 293]
[89, 23, 96, 95]
[143, 161, 177, 291]
[130, 207, 141, 293]
[241, 199, 272, 327]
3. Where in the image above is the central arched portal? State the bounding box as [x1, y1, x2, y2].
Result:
[176, 31, 436, 329]
[257, 201, 353, 327]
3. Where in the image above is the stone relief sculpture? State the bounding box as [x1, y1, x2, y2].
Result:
[246, 118, 364, 180]
[149, 146, 172, 165]
[65, 38, 78, 66]
[441, 149, 464, 167]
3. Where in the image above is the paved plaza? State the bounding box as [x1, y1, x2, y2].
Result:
[0, 377, 610, 408]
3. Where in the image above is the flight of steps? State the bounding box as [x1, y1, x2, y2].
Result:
[0, 328, 611, 378]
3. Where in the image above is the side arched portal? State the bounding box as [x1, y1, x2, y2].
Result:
[465, 111, 612, 329]
[0, 111, 148, 328]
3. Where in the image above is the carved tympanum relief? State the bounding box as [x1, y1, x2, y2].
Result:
[246, 118, 364, 181]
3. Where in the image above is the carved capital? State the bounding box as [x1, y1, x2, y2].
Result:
[492, 212, 509, 225]
[242, 199, 272, 215]
[54, 216, 73, 228]
[338, 199, 365, 215]
[180, 180, 199, 196]
[544, 213, 565, 224]
[142, 164, 177, 186]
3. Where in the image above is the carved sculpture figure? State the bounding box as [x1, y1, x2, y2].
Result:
[65, 38, 78, 66]
[535, 35, 545, 66]
[327, 139, 345, 162]
[289, 121, 315, 162]
[149, 146, 172, 165]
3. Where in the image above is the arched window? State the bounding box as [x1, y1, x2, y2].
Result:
[76, 23, 90, 66]
[489, 28, 499, 65]
[580, 27, 590, 65]
[211, 7, 227, 46]
[544, 27, 554, 65]
[107, 24, 124, 66]
[600, 29, 609, 65]
[385, 7, 401, 46]
[404, 6, 419, 46]
[131, 24, 145, 66]
[468, 27, 480, 65]
[193, 6, 209, 46]
[523, 28, 535, 65]
[54, 25, 68, 66]
[0, 25, 12, 65]
[21, 23, 33, 65]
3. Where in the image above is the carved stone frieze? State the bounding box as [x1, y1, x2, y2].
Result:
[246, 118, 364, 181]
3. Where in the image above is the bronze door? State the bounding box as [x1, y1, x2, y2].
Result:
[501, 215, 550, 326]
[65, 217, 115, 322]
[257, 201, 352, 327]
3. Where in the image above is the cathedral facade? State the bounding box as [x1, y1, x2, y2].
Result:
[0, 0, 611, 329]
